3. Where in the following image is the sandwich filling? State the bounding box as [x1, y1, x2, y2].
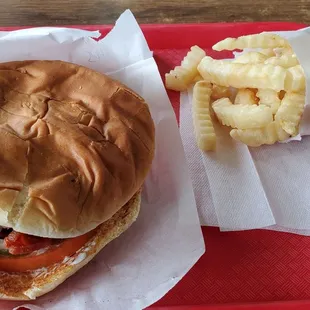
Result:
[0, 227, 55, 255]
[0, 226, 96, 273]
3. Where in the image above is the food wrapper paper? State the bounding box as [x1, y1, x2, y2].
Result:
[0, 9, 205, 310]
[180, 27, 310, 235]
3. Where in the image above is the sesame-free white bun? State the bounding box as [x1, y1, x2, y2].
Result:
[0, 191, 141, 300]
[0, 60, 154, 238]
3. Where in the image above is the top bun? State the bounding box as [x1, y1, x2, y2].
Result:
[0, 60, 155, 238]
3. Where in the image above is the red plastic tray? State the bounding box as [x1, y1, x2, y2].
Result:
[145, 22, 310, 310]
[3, 22, 310, 310]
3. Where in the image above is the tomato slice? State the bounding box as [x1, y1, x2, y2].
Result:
[0, 230, 96, 272]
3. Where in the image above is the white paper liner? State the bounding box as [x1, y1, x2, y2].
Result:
[0, 9, 205, 310]
[180, 27, 310, 235]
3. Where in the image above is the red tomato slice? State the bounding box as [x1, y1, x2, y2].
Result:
[0, 230, 96, 272]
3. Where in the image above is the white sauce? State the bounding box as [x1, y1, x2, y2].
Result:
[26, 238, 94, 277]
[70, 252, 87, 265]
[62, 256, 71, 264]
[31, 246, 51, 256]
[32, 267, 49, 277]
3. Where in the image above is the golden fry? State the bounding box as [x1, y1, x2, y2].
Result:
[213, 97, 273, 129]
[233, 52, 268, 64]
[211, 84, 231, 100]
[260, 48, 276, 57]
[284, 65, 305, 92]
[234, 89, 258, 105]
[192, 81, 216, 151]
[165, 45, 206, 91]
[275, 92, 305, 136]
[198, 56, 286, 92]
[212, 33, 289, 51]
[230, 121, 289, 147]
[257, 89, 281, 114]
[265, 54, 299, 68]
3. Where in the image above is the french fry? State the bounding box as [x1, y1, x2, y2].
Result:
[193, 74, 204, 83]
[284, 65, 305, 92]
[165, 45, 206, 91]
[275, 92, 305, 136]
[165, 67, 189, 91]
[212, 33, 289, 51]
[256, 89, 281, 114]
[274, 47, 294, 57]
[233, 52, 268, 64]
[230, 121, 289, 147]
[164, 31, 306, 149]
[211, 84, 231, 100]
[234, 89, 258, 105]
[264, 54, 299, 68]
[192, 81, 216, 151]
[260, 48, 276, 57]
[212, 97, 273, 129]
[198, 56, 286, 91]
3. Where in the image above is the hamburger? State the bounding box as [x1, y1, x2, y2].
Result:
[0, 60, 155, 300]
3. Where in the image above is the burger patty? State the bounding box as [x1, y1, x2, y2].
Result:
[0, 229, 56, 255]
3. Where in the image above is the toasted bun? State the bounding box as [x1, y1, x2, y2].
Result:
[0, 60, 154, 238]
[0, 191, 141, 300]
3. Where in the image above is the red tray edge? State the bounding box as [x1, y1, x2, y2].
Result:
[0, 22, 307, 50]
[150, 299, 310, 309]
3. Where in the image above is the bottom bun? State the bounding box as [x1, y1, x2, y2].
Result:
[0, 191, 141, 300]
